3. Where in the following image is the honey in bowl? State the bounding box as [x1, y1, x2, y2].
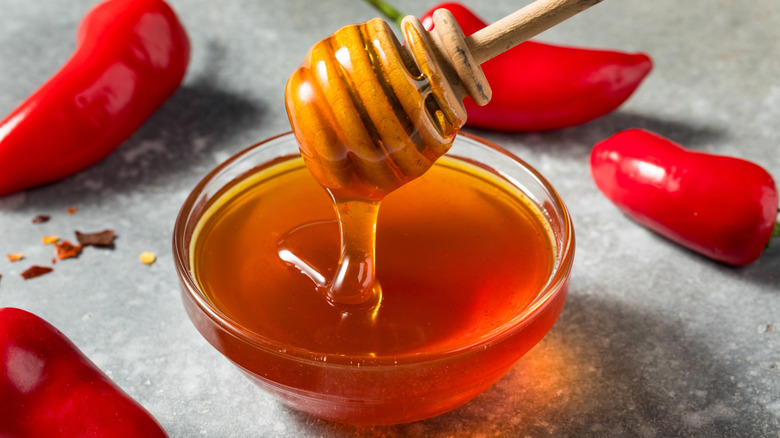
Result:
[193, 147, 553, 356]
[174, 132, 574, 425]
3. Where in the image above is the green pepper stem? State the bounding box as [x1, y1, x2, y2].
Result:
[362, 0, 406, 28]
[772, 219, 780, 239]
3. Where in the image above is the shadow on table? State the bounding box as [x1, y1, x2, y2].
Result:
[59, 79, 261, 199]
[735, 243, 780, 288]
[631, 228, 780, 289]
[573, 110, 727, 149]
[286, 292, 779, 437]
[465, 109, 727, 160]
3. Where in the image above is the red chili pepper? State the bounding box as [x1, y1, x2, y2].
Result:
[419, 2, 653, 131]
[0, 0, 190, 197]
[0, 307, 167, 437]
[590, 129, 780, 266]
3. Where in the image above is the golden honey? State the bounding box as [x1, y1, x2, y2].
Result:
[191, 154, 554, 356]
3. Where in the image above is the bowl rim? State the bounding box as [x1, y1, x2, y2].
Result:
[172, 131, 575, 366]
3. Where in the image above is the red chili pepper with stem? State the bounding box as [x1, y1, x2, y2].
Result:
[364, 1, 653, 131]
[0, 0, 190, 197]
[590, 129, 779, 266]
[0, 307, 167, 437]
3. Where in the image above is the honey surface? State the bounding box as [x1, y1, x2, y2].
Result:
[192, 155, 554, 356]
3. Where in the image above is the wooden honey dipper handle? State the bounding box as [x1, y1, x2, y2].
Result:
[467, 0, 603, 64]
[421, 0, 603, 105]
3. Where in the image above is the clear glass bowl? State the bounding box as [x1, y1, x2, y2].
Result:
[173, 132, 575, 425]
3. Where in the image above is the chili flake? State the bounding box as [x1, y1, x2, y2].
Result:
[54, 240, 83, 260]
[42, 235, 59, 244]
[75, 229, 116, 247]
[66, 206, 78, 214]
[21, 265, 53, 280]
[139, 252, 156, 265]
[6, 253, 24, 262]
[32, 215, 50, 224]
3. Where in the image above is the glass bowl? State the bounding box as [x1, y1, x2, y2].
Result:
[173, 131, 574, 425]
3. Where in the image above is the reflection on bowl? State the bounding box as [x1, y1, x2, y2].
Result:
[173, 132, 574, 425]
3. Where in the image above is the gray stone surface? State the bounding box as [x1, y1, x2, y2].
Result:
[1, 0, 778, 436]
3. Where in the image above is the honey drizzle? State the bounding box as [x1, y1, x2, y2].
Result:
[326, 196, 382, 310]
[284, 19, 470, 311]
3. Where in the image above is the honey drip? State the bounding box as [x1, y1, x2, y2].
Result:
[328, 198, 382, 307]
[284, 18, 470, 310]
[278, 199, 383, 314]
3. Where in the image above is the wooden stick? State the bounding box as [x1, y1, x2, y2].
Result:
[467, 0, 604, 64]
[426, 0, 601, 106]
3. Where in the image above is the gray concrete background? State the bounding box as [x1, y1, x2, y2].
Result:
[1, 0, 778, 436]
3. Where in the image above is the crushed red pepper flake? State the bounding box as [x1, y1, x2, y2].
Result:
[42, 235, 59, 244]
[75, 229, 116, 247]
[66, 206, 78, 214]
[54, 240, 83, 260]
[21, 265, 53, 280]
[4, 219, 121, 284]
[6, 253, 24, 262]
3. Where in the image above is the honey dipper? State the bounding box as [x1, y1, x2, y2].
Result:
[286, 0, 602, 200]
